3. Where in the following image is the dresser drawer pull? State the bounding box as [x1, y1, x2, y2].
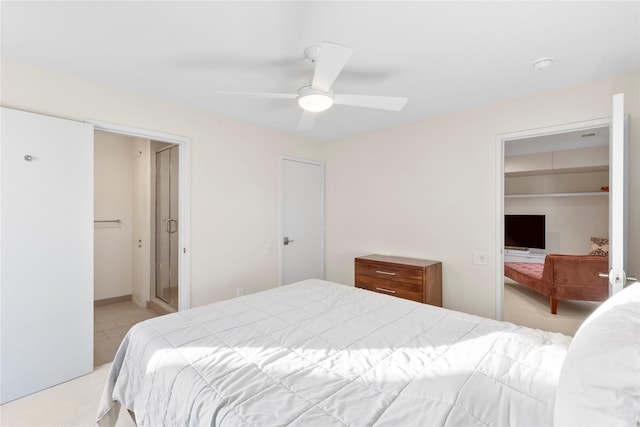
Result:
[375, 270, 396, 276]
[375, 287, 396, 294]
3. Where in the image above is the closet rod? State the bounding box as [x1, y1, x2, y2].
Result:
[94, 219, 121, 223]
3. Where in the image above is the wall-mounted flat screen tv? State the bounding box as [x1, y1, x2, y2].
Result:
[505, 214, 545, 250]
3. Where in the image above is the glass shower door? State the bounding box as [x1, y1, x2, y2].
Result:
[155, 145, 179, 308]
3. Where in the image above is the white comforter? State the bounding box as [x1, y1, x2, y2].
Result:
[97, 279, 570, 426]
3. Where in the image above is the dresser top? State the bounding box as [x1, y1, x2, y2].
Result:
[355, 254, 441, 268]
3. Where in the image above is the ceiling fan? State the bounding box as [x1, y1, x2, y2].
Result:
[220, 41, 408, 130]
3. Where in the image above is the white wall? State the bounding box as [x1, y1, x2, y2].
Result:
[94, 131, 134, 300]
[505, 171, 609, 255]
[94, 132, 151, 306]
[0, 58, 324, 307]
[324, 72, 639, 318]
[2, 58, 638, 318]
[132, 137, 152, 307]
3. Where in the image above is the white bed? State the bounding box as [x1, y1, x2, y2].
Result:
[97, 279, 640, 427]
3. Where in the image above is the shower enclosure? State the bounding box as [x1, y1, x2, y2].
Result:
[155, 145, 179, 308]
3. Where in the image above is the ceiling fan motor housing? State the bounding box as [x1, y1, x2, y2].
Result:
[304, 45, 321, 62]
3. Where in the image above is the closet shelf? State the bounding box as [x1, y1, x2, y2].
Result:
[505, 191, 609, 199]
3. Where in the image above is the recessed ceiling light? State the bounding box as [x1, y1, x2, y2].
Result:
[533, 58, 554, 70]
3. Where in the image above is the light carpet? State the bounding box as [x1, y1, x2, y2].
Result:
[504, 279, 599, 336]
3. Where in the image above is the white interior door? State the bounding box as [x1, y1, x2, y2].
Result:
[281, 158, 324, 285]
[1, 108, 94, 404]
[608, 93, 635, 293]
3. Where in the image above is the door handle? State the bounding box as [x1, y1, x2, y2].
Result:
[599, 271, 638, 283]
[166, 219, 178, 234]
[283, 236, 294, 245]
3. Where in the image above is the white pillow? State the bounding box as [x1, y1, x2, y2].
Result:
[554, 282, 640, 426]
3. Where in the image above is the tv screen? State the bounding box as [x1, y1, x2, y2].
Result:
[505, 215, 545, 250]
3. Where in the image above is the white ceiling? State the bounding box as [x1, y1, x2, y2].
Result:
[2, 1, 639, 142]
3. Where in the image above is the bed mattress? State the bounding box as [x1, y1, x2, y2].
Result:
[97, 279, 570, 426]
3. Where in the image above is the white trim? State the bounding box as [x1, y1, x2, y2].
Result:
[87, 119, 189, 145]
[609, 94, 629, 294]
[279, 156, 326, 286]
[495, 117, 610, 320]
[495, 134, 505, 320]
[497, 118, 611, 143]
[87, 119, 191, 311]
[177, 142, 191, 311]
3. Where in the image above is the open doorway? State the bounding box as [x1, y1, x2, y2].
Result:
[94, 132, 187, 312]
[496, 118, 611, 335]
[91, 120, 191, 313]
[93, 129, 188, 365]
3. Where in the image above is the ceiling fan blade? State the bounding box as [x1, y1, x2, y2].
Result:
[333, 94, 408, 111]
[296, 110, 316, 130]
[311, 42, 354, 92]
[217, 91, 297, 99]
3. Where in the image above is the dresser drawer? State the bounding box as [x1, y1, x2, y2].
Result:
[355, 262, 422, 286]
[355, 275, 422, 302]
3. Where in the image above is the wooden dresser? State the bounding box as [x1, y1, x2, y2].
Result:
[355, 254, 442, 306]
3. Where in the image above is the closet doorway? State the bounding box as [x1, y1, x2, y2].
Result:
[91, 120, 191, 312]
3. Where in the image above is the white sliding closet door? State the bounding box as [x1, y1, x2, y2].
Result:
[0, 108, 94, 404]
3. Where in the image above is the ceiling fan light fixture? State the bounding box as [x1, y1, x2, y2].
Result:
[297, 86, 334, 112]
[298, 94, 333, 112]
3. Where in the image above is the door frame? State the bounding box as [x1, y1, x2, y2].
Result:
[279, 156, 325, 285]
[494, 117, 611, 320]
[88, 119, 191, 311]
[609, 93, 630, 294]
